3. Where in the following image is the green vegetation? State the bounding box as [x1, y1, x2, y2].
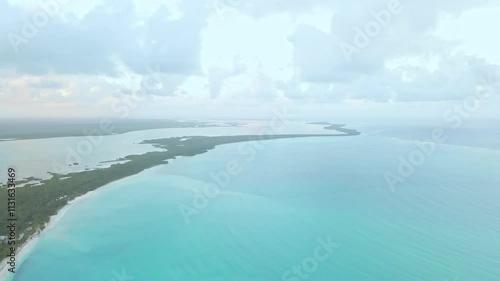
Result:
[0, 131, 359, 257]
[0, 119, 230, 141]
[308, 122, 361, 135]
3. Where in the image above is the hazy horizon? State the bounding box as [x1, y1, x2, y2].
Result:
[1, 2, 500, 279]
[1, 0, 499, 120]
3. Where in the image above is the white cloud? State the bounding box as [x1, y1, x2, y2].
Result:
[0, 0, 499, 119]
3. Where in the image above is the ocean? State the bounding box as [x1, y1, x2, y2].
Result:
[8, 130, 500, 281]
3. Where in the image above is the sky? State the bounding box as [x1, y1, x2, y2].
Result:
[0, 0, 499, 121]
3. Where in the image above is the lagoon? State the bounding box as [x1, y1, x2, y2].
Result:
[9, 134, 500, 281]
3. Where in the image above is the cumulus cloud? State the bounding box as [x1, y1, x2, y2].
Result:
[282, 0, 500, 101]
[0, 0, 206, 77]
[0, 0, 499, 118]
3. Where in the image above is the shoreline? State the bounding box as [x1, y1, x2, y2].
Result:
[0, 133, 360, 278]
[0, 175, 137, 280]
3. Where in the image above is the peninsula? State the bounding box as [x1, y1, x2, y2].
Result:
[0, 130, 360, 264]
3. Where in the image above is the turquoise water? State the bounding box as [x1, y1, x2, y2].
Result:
[0, 122, 328, 183]
[12, 135, 500, 281]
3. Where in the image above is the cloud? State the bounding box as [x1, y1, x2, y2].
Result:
[282, 0, 500, 102]
[27, 77, 68, 89]
[0, 0, 206, 77]
[120, 0, 208, 76]
[390, 55, 500, 101]
[0, 0, 131, 75]
[1, 0, 499, 119]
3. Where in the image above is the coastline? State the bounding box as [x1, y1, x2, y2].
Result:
[0, 158, 193, 280]
[0, 177, 129, 280]
[0, 132, 360, 278]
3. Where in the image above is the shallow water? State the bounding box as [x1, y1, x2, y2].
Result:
[0, 122, 330, 184]
[11, 134, 500, 281]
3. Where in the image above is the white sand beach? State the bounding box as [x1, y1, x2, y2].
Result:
[0, 187, 104, 280]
